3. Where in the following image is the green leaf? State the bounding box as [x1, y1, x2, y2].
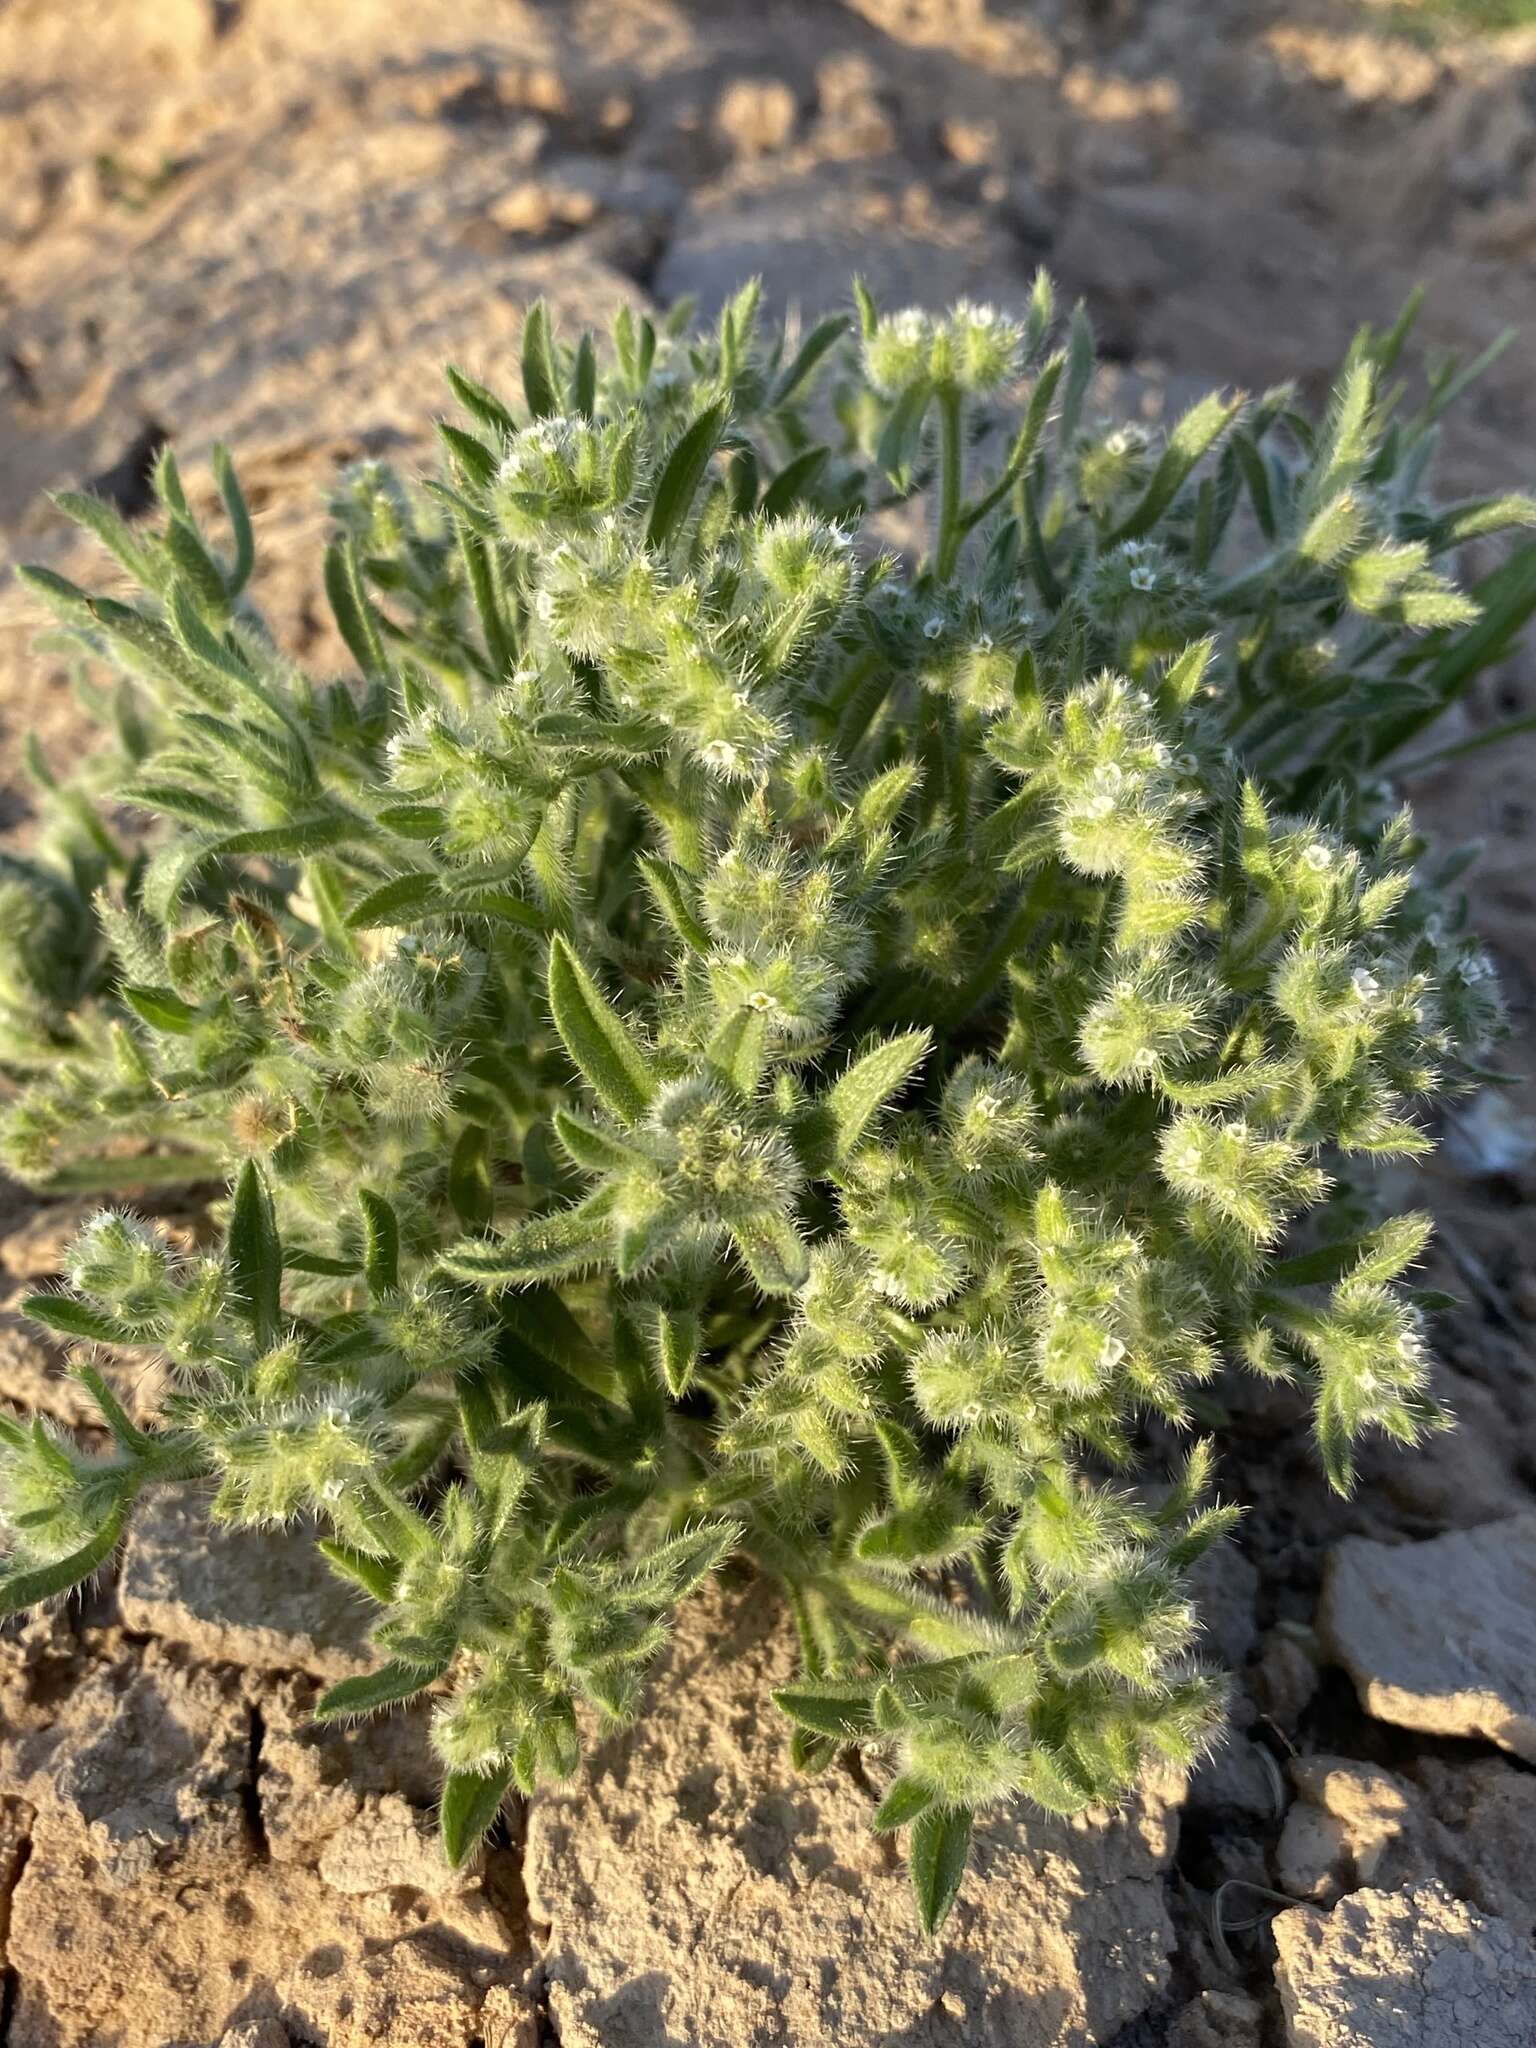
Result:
[72, 1363, 156, 1454]
[773, 314, 849, 405]
[313, 1658, 445, 1722]
[358, 1189, 400, 1296]
[437, 422, 498, 490]
[877, 381, 932, 489]
[21, 1294, 137, 1346]
[823, 1030, 931, 1162]
[318, 1540, 402, 1603]
[1111, 391, 1244, 543]
[570, 331, 598, 419]
[324, 538, 388, 677]
[0, 1495, 130, 1619]
[52, 490, 163, 591]
[228, 1159, 283, 1347]
[909, 1804, 973, 1936]
[521, 301, 561, 420]
[546, 935, 658, 1126]
[654, 1307, 702, 1399]
[872, 1775, 934, 1832]
[446, 363, 517, 440]
[552, 1109, 646, 1176]
[637, 857, 711, 955]
[212, 443, 255, 595]
[121, 984, 200, 1034]
[441, 1762, 515, 1867]
[646, 401, 729, 550]
[771, 1683, 876, 1740]
[448, 1124, 496, 1232]
[440, 1195, 615, 1289]
[760, 446, 830, 520]
[164, 514, 230, 616]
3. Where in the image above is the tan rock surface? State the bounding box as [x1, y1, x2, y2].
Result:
[1273, 1881, 1536, 2048]
[526, 1577, 1184, 2048]
[1319, 1513, 1536, 1757]
[119, 1487, 379, 1682]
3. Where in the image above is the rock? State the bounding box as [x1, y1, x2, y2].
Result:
[1318, 1513, 1536, 1757]
[1273, 1881, 1536, 2048]
[938, 116, 1000, 168]
[1274, 1758, 1428, 1906]
[653, 167, 1023, 321]
[715, 79, 798, 158]
[1252, 1629, 1320, 1731]
[488, 179, 600, 239]
[118, 1488, 377, 1682]
[526, 1577, 1183, 2048]
[1190, 1538, 1259, 1669]
[813, 54, 898, 161]
[5, 1817, 521, 2048]
[215, 2026, 291, 2048]
[318, 1793, 474, 1898]
[1411, 1756, 1536, 1932]
[0, 1642, 248, 1886]
[256, 1674, 442, 1866]
[1168, 1988, 1265, 2048]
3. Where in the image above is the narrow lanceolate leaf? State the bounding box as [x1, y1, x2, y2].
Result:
[771, 1683, 877, 1740]
[637, 857, 711, 955]
[823, 1030, 931, 1163]
[121, 984, 200, 1034]
[440, 1195, 615, 1289]
[324, 538, 388, 677]
[448, 1124, 496, 1233]
[646, 401, 729, 549]
[318, 1540, 402, 1605]
[22, 1294, 137, 1346]
[446, 362, 517, 440]
[521, 301, 562, 420]
[212, 442, 255, 595]
[313, 1658, 446, 1723]
[546, 935, 658, 1125]
[441, 1762, 515, 1868]
[0, 1496, 130, 1618]
[358, 1188, 400, 1296]
[228, 1159, 283, 1347]
[73, 1363, 157, 1455]
[772, 313, 849, 405]
[1111, 392, 1244, 542]
[909, 1805, 974, 1936]
[871, 1775, 934, 1833]
[653, 1307, 702, 1399]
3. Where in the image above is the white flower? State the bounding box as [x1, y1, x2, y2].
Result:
[1302, 843, 1334, 872]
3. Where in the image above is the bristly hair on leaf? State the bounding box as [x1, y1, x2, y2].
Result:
[0, 277, 1521, 1931]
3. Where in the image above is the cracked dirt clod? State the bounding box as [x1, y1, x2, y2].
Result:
[1318, 1512, 1536, 1757]
[526, 1576, 1183, 2048]
[0, 1643, 248, 1887]
[118, 1487, 380, 1681]
[1272, 1880, 1536, 2047]
[4, 1827, 522, 2048]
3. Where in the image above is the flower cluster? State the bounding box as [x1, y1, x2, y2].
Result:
[0, 276, 1522, 1932]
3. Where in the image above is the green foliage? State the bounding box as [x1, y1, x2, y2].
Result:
[0, 279, 1520, 1930]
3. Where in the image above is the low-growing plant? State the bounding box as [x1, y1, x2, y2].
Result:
[0, 278, 1528, 1931]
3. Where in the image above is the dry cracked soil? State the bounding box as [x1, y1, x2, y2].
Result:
[5, 2, 1536, 2044]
